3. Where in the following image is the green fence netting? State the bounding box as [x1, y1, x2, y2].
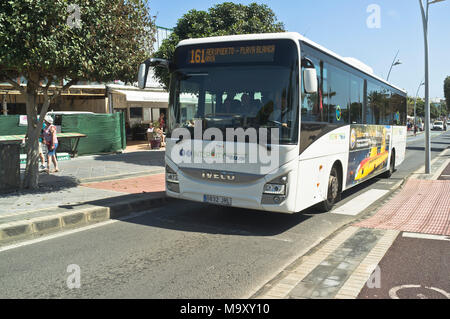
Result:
[0, 113, 126, 156]
[0, 115, 27, 135]
[60, 113, 126, 155]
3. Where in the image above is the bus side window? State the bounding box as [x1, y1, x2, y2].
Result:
[327, 64, 350, 125]
[366, 82, 379, 124]
[380, 87, 391, 125]
[391, 93, 406, 125]
[350, 76, 363, 124]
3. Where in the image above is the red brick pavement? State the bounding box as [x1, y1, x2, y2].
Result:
[355, 179, 450, 236]
[82, 174, 165, 194]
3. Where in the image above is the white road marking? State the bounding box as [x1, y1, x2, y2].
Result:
[402, 232, 450, 241]
[389, 285, 450, 299]
[0, 209, 156, 253]
[332, 189, 389, 216]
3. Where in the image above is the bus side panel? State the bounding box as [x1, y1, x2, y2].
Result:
[345, 125, 392, 188]
[296, 126, 350, 212]
[391, 126, 407, 166]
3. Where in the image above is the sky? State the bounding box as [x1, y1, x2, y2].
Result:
[148, 0, 450, 100]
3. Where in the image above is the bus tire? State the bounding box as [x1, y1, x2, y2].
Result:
[322, 165, 341, 212]
[382, 150, 395, 178]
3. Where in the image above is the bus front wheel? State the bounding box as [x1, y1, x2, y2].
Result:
[322, 166, 341, 212]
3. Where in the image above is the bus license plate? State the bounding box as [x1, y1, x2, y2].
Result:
[203, 194, 232, 206]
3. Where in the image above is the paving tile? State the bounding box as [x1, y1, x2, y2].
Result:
[3, 151, 165, 217]
[355, 179, 450, 236]
[289, 282, 316, 299]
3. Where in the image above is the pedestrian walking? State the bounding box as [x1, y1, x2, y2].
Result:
[39, 121, 47, 170]
[43, 115, 59, 173]
[414, 124, 418, 136]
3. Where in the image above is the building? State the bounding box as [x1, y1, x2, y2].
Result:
[108, 73, 169, 127]
[0, 26, 173, 139]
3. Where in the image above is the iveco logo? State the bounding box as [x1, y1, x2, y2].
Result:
[202, 171, 236, 181]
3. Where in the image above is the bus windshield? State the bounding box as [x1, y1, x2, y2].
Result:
[168, 39, 299, 144]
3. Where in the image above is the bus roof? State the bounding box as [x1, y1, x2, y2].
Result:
[177, 32, 407, 95]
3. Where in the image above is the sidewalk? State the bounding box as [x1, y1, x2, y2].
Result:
[254, 146, 450, 299]
[0, 150, 168, 245]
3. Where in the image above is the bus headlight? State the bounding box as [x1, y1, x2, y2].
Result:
[166, 166, 179, 184]
[166, 166, 180, 193]
[262, 174, 288, 205]
[166, 173, 179, 184]
[263, 183, 286, 195]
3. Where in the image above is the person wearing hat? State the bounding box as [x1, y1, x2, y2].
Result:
[43, 115, 59, 173]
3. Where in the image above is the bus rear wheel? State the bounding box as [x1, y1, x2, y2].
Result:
[322, 166, 341, 212]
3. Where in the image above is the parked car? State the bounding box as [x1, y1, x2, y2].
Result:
[446, 120, 450, 130]
[432, 121, 444, 131]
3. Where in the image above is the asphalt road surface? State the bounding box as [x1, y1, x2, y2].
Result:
[358, 233, 450, 299]
[0, 130, 448, 298]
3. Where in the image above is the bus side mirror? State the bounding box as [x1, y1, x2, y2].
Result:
[303, 68, 318, 94]
[138, 58, 171, 89]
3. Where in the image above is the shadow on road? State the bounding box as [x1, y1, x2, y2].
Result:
[55, 189, 314, 236]
[102, 179, 383, 236]
[0, 171, 80, 197]
[123, 201, 314, 237]
[55, 169, 394, 237]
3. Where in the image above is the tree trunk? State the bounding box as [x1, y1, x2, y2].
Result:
[2, 94, 7, 115]
[22, 74, 42, 190]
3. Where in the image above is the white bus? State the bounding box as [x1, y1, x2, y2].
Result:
[138, 32, 407, 214]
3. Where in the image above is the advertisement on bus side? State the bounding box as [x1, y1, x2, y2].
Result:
[347, 125, 391, 186]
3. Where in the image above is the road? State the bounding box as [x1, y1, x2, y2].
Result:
[0, 130, 448, 298]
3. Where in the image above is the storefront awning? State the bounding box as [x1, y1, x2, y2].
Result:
[112, 89, 169, 106]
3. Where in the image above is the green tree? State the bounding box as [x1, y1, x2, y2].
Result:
[0, 0, 156, 189]
[444, 76, 450, 114]
[407, 96, 425, 117]
[430, 103, 440, 120]
[153, 2, 285, 89]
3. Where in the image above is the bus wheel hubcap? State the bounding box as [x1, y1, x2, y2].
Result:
[329, 175, 338, 200]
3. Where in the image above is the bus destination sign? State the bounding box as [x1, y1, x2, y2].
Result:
[187, 44, 276, 65]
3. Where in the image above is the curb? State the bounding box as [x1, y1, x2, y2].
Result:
[78, 168, 165, 184]
[0, 194, 175, 246]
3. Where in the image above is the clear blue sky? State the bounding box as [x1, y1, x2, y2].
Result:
[148, 0, 449, 99]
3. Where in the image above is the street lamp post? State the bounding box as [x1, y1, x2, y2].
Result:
[386, 50, 402, 82]
[414, 81, 425, 126]
[418, 0, 446, 174]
